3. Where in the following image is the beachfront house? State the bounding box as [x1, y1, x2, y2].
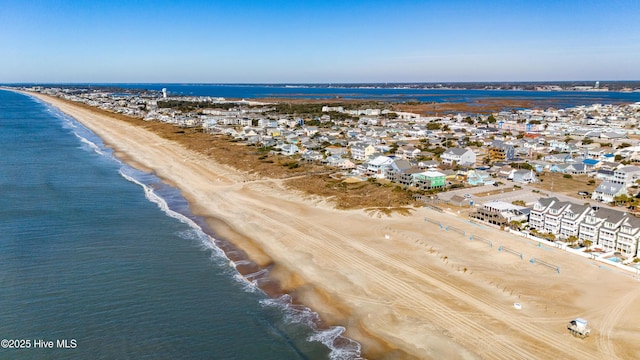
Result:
[414, 169, 446, 190]
[469, 201, 529, 227]
[365, 155, 394, 179]
[385, 159, 413, 185]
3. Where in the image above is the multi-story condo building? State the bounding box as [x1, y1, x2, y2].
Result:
[530, 198, 591, 238]
[531, 197, 640, 257]
[593, 208, 627, 251]
[559, 203, 592, 239]
[617, 216, 640, 255]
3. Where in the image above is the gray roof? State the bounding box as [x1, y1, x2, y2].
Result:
[594, 181, 625, 195]
[444, 147, 469, 156]
[567, 203, 591, 214]
[592, 207, 627, 224]
[623, 215, 640, 228]
[537, 197, 560, 208]
[615, 166, 640, 173]
[549, 200, 569, 211]
[392, 159, 413, 172]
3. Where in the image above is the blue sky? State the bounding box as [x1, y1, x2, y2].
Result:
[1, 0, 639, 83]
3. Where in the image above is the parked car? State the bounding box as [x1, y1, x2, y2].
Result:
[578, 191, 590, 196]
[493, 183, 499, 187]
[464, 194, 472, 198]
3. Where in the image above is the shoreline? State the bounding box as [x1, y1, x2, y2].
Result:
[20, 90, 388, 358]
[19, 90, 640, 359]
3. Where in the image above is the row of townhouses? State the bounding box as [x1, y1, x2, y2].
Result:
[529, 197, 640, 257]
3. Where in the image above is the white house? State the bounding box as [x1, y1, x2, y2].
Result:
[441, 147, 476, 166]
[511, 169, 538, 184]
[591, 181, 627, 203]
[280, 143, 299, 156]
[365, 156, 394, 179]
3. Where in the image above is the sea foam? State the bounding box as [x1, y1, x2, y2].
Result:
[38, 95, 363, 359]
[261, 295, 363, 360]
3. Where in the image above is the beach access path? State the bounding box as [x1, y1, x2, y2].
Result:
[27, 91, 640, 360]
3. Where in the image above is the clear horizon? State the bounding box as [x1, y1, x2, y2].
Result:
[4, 80, 640, 86]
[2, 0, 639, 83]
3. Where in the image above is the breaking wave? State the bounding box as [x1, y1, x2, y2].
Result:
[261, 295, 363, 360]
[40, 96, 364, 359]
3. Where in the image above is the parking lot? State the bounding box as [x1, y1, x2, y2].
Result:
[437, 182, 612, 209]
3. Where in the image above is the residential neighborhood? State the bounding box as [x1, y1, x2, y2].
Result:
[22, 86, 640, 265]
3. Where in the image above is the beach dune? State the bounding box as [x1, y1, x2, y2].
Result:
[29, 92, 640, 359]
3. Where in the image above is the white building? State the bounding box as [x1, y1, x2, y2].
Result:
[531, 197, 640, 256]
[350, 142, 375, 161]
[441, 147, 476, 166]
[365, 156, 394, 179]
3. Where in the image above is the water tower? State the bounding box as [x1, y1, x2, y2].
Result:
[594, 81, 599, 89]
[162, 88, 167, 98]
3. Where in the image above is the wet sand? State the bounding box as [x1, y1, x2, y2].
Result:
[26, 91, 640, 359]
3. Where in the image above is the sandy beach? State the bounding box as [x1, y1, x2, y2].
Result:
[28, 91, 640, 359]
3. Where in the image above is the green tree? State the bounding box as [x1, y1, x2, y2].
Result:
[567, 235, 579, 247]
[613, 194, 631, 206]
[514, 162, 533, 170]
[583, 239, 593, 250]
[430, 146, 446, 155]
[509, 220, 522, 230]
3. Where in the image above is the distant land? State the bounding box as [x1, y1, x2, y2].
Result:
[5, 81, 640, 92]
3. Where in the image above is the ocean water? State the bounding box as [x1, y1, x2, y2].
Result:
[0, 90, 361, 359]
[58, 83, 640, 108]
